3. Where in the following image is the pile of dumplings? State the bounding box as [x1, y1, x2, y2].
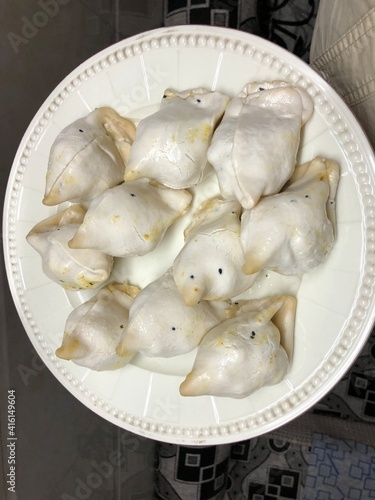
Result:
[27, 82, 340, 399]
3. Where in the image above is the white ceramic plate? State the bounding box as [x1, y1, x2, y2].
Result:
[4, 26, 375, 445]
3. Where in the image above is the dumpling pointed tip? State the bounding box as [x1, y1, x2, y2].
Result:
[176, 281, 205, 307]
[42, 194, 56, 206]
[42, 185, 67, 206]
[179, 371, 207, 397]
[115, 341, 133, 358]
[55, 338, 84, 361]
[68, 234, 83, 249]
[124, 169, 139, 182]
[179, 378, 195, 397]
[179, 384, 192, 397]
[241, 260, 260, 276]
[182, 292, 201, 307]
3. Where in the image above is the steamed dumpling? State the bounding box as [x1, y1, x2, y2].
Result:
[241, 156, 340, 276]
[69, 179, 192, 257]
[55, 283, 140, 370]
[180, 295, 296, 398]
[43, 107, 136, 205]
[26, 205, 113, 290]
[124, 88, 230, 189]
[173, 197, 257, 305]
[207, 80, 314, 209]
[116, 269, 235, 358]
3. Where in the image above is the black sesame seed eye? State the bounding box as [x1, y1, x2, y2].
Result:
[305, 195, 309, 198]
[196, 98, 201, 103]
[130, 193, 136, 197]
[259, 87, 265, 91]
[162, 94, 167, 98]
[171, 327, 176, 331]
[250, 330, 256, 339]
[218, 268, 223, 274]
[79, 129, 84, 132]
[190, 275, 195, 279]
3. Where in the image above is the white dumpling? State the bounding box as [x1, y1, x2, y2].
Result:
[43, 107, 136, 206]
[241, 156, 340, 276]
[173, 197, 257, 305]
[207, 80, 314, 209]
[26, 205, 113, 290]
[124, 88, 230, 189]
[69, 179, 192, 257]
[55, 283, 140, 370]
[180, 295, 296, 398]
[116, 269, 235, 358]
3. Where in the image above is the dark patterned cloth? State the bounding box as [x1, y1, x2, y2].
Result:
[152, 328, 375, 499]
[164, 0, 320, 61]
[312, 328, 375, 422]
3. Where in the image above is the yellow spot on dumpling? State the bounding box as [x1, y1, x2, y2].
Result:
[186, 124, 213, 143]
[186, 127, 198, 143]
[201, 124, 213, 142]
[63, 175, 76, 185]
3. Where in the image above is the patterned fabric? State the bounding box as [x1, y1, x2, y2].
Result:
[312, 328, 375, 422]
[164, 0, 320, 61]
[155, 443, 231, 499]
[304, 434, 375, 500]
[153, 324, 375, 499]
[225, 437, 309, 499]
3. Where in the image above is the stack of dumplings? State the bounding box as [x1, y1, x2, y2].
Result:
[27, 81, 340, 399]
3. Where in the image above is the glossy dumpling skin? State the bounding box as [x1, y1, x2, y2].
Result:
[43, 107, 136, 206]
[180, 295, 296, 398]
[207, 80, 314, 209]
[116, 269, 235, 358]
[173, 197, 257, 305]
[124, 88, 230, 189]
[55, 283, 140, 370]
[69, 178, 192, 258]
[26, 205, 113, 290]
[241, 156, 340, 276]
